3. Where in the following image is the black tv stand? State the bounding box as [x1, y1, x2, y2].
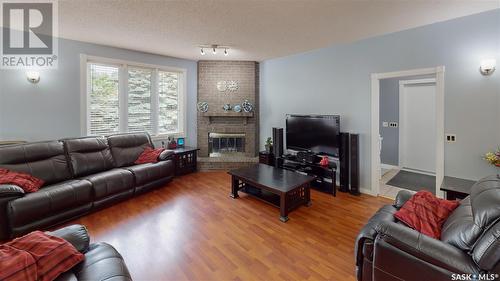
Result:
[277, 154, 337, 196]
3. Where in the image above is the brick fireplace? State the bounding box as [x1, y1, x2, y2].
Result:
[197, 61, 259, 170]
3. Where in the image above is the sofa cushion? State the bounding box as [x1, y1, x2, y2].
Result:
[134, 147, 165, 164]
[0, 168, 44, 193]
[441, 176, 500, 250]
[394, 191, 459, 239]
[72, 242, 132, 281]
[125, 160, 174, 186]
[0, 141, 72, 185]
[8, 180, 93, 228]
[83, 169, 134, 201]
[63, 137, 114, 177]
[107, 133, 153, 167]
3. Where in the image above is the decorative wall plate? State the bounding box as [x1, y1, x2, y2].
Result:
[233, 104, 242, 113]
[216, 81, 227, 92]
[242, 100, 254, 112]
[197, 101, 209, 112]
[222, 103, 232, 111]
[227, 81, 239, 92]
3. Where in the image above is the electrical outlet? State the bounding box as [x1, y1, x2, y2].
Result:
[388, 122, 398, 128]
[446, 134, 457, 143]
[382, 122, 388, 127]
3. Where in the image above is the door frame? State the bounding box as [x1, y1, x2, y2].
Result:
[371, 67, 445, 198]
[398, 78, 437, 172]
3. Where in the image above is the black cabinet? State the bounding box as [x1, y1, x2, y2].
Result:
[171, 146, 199, 176]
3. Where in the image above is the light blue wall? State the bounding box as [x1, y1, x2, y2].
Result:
[0, 37, 198, 146]
[260, 9, 500, 191]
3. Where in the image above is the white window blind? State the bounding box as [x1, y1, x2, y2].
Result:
[128, 67, 153, 133]
[158, 71, 179, 134]
[88, 63, 120, 136]
[84, 56, 186, 137]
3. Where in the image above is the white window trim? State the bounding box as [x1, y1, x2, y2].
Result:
[80, 54, 187, 139]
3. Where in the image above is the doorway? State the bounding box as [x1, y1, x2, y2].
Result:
[371, 67, 445, 198]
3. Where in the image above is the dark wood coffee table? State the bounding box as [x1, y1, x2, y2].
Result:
[228, 164, 316, 222]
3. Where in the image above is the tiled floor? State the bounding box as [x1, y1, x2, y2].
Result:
[379, 168, 416, 199]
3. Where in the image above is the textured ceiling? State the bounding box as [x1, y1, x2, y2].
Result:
[55, 0, 499, 61]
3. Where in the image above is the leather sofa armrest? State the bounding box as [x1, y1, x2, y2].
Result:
[158, 149, 175, 161]
[375, 221, 480, 274]
[355, 205, 398, 266]
[0, 185, 25, 240]
[47, 224, 90, 253]
[0, 184, 25, 197]
[394, 190, 413, 209]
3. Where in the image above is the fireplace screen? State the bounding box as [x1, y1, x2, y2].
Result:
[208, 133, 245, 157]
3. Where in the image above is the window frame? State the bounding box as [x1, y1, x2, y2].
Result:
[80, 54, 187, 139]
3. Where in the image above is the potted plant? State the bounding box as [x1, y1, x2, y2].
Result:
[265, 137, 273, 153]
[483, 147, 500, 178]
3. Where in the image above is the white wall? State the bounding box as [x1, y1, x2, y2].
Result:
[260, 9, 500, 191]
[0, 37, 198, 146]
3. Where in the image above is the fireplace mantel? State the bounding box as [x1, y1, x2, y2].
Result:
[201, 111, 254, 124]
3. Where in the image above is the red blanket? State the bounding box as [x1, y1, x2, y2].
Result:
[0, 231, 84, 281]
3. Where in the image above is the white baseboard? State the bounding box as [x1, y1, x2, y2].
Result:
[381, 164, 400, 170]
[360, 187, 377, 197]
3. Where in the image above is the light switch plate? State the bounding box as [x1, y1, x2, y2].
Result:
[382, 122, 388, 127]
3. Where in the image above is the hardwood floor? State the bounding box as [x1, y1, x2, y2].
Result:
[64, 171, 390, 281]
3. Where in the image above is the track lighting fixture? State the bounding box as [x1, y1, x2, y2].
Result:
[198, 45, 230, 56]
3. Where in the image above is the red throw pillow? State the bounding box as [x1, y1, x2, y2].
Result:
[6, 231, 84, 281]
[134, 147, 166, 164]
[394, 190, 459, 239]
[0, 168, 44, 193]
[0, 244, 37, 281]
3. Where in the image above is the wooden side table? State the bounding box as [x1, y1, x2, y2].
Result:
[259, 151, 274, 166]
[440, 176, 476, 200]
[171, 146, 199, 176]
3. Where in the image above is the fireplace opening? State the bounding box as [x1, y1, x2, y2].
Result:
[209, 133, 245, 157]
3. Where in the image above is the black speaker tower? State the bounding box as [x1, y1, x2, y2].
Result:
[272, 127, 284, 160]
[349, 133, 360, 195]
[339, 132, 350, 192]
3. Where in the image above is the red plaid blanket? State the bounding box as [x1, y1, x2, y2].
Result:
[0, 231, 84, 281]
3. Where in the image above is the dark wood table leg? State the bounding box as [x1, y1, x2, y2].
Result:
[230, 176, 239, 199]
[305, 183, 312, 207]
[279, 192, 289, 222]
[332, 169, 337, 197]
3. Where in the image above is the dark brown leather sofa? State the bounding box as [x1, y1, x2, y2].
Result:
[0, 132, 174, 240]
[355, 176, 500, 281]
[48, 224, 132, 281]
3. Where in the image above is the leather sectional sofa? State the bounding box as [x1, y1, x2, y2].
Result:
[48, 224, 132, 281]
[0, 132, 174, 240]
[355, 176, 500, 281]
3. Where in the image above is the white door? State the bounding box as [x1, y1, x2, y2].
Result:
[400, 81, 436, 173]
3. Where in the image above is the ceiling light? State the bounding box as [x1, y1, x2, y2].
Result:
[200, 48, 205, 55]
[212, 47, 217, 55]
[224, 48, 228, 56]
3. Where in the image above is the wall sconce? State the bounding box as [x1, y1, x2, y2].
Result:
[26, 71, 40, 83]
[480, 59, 496, 76]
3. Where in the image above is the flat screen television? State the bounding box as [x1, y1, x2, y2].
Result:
[286, 114, 340, 157]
